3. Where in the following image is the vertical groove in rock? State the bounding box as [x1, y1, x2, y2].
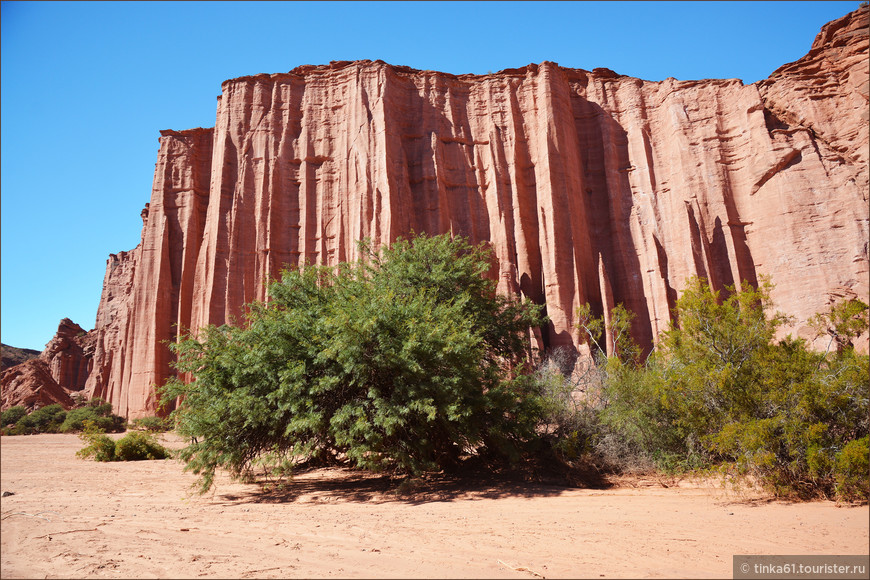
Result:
[83, 128, 214, 416]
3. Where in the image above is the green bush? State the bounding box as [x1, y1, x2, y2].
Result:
[130, 416, 172, 432]
[2, 398, 126, 435]
[12, 404, 67, 434]
[59, 404, 125, 433]
[569, 279, 869, 501]
[834, 436, 869, 502]
[76, 421, 118, 462]
[701, 298, 868, 501]
[114, 431, 170, 461]
[70, 393, 88, 408]
[76, 421, 170, 462]
[1, 406, 27, 427]
[5, 414, 33, 435]
[77, 433, 117, 461]
[163, 233, 546, 492]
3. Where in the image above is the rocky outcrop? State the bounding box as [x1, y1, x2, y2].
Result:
[4, 7, 867, 419]
[1, 359, 74, 412]
[1, 319, 92, 411]
[759, 7, 869, 172]
[1, 344, 41, 372]
[41, 318, 93, 391]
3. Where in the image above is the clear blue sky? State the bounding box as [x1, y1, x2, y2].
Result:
[1, 1, 860, 350]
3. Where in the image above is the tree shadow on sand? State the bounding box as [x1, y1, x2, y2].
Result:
[215, 455, 615, 506]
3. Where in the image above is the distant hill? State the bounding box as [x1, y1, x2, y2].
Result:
[1, 344, 42, 371]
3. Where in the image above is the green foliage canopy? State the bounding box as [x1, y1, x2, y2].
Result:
[60, 399, 125, 433]
[9, 404, 67, 435]
[1, 406, 28, 427]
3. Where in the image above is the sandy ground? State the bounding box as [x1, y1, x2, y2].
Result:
[1, 433, 867, 579]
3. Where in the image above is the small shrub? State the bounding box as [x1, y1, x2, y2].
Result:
[834, 437, 869, 502]
[78, 433, 117, 461]
[76, 421, 170, 462]
[1, 406, 28, 427]
[76, 421, 117, 462]
[114, 431, 170, 461]
[59, 405, 125, 433]
[83, 397, 115, 414]
[534, 349, 600, 457]
[131, 416, 172, 432]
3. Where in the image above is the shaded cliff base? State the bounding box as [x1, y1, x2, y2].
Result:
[3, 285, 866, 415]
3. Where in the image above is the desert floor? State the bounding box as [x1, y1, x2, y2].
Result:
[1, 433, 867, 579]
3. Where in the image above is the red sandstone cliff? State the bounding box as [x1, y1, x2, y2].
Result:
[84, 128, 214, 417]
[3, 7, 867, 418]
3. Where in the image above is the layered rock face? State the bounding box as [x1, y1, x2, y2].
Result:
[754, 7, 870, 340]
[4, 7, 867, 418]
[1, 319, 93, 411]
[1, 344, 41, 371]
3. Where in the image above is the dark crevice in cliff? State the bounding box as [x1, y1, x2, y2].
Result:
[763, 107, 790, 133]
[653, 236, 678, 317]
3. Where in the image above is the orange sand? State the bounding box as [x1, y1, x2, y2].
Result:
[2, 433, 867, 578]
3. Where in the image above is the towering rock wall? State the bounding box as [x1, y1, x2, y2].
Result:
[84, 128, 214, 417]
[182, 5, 867, 355]
[754, 6, 870, 338]
[4, 7, 865, 418]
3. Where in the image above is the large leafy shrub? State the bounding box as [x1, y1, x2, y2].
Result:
[12, 404, 67, 434]
[114, 431, 170, 461]
[163, 234, 546, 492]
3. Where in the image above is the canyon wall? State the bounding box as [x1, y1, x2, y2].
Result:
[4, 7, 867, 417]
[84, 128, 214, 417]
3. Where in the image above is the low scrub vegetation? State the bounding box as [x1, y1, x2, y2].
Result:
[77, 420, 170, 462]
[130, 416, 173, 432]
[1, 398, 125, 435]
[542, 277, 869, 502]
[159, 233, 868, 502]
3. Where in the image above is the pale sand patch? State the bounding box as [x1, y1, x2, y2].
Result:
[1, 433, 867, 579]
